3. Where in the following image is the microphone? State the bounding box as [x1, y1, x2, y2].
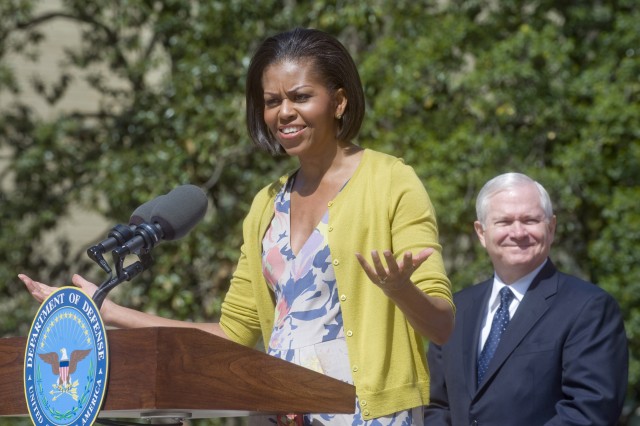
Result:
[90, 184, 208, 308]
[114, 185, 208, 256]
[86, 195, 164, 265]
[129, 195, 164, 225]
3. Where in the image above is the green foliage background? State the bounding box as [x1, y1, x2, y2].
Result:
[1, 0, 638, 424]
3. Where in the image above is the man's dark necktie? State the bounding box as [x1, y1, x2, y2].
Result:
[477, 287, 514, 385]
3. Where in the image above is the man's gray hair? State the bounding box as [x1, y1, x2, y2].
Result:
[476, 172, 554, 226]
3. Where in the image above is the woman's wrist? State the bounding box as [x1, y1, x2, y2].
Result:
[99, 298, 116, 326]
[382, 279, 413, 297]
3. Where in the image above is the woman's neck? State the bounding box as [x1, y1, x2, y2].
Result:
[295, 143, 363, 191]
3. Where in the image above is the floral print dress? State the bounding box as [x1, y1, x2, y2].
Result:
[259, 176, 422, 426]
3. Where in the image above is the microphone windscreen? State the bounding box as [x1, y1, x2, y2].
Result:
[129, 195, 165, 225]
[150, 185, 208, 240]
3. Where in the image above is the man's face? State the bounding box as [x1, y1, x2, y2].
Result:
[474, 183, 556, 284]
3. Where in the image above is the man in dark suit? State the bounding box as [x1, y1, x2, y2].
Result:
[425, 172, 628, 425]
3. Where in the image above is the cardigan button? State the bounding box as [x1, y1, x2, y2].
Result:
[333, 259, 339, 266]
[340, 294, 347, 301]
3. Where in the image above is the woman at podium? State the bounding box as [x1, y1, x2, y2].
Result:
[21, 27, 454, 426]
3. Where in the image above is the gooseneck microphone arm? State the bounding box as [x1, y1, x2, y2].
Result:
[87, 185, 208, 309]
[90, 224, 159, 309]
[92, 249, 154, 309]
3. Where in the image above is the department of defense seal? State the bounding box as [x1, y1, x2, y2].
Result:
[24, 286, 109, 426]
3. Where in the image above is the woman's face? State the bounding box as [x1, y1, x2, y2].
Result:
[262, 59, 346, 158]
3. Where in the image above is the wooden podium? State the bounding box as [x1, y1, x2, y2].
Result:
[0, 327, 355, 420]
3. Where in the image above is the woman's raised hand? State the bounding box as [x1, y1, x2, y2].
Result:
[355, 247, 434, 294]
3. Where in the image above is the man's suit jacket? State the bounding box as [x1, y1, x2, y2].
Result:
[424, 260, 628, 426]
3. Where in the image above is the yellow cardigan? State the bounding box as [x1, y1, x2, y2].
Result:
[220, 148, 453, 419]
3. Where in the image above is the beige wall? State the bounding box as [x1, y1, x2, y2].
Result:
[1, 0, 106, 117]
[2, 0, 110, 264]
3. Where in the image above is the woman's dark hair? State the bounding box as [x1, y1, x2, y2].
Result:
[246, 27, 366, 155]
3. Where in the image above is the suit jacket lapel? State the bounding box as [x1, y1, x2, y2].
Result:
[462, 280, 492, 397]
[475, 260, 559, 395]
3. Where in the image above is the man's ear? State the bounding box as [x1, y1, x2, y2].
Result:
[548, 215, 557, 244]
[474, 221, 487, 248]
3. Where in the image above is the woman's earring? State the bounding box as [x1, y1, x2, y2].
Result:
[336, 113, 342, 119]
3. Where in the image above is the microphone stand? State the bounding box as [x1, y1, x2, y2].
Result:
[86, 231, 182, 426]
[88, 242, 155, 309]
[91, 251, 154, 309]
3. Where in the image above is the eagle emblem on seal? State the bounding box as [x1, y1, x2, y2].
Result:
[38, 348, 92, 388]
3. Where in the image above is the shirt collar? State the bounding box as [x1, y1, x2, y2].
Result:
[489, 259, 548, 309]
